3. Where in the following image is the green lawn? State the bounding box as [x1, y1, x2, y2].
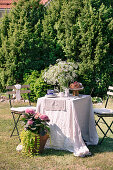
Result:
[0, 99, 113, 170]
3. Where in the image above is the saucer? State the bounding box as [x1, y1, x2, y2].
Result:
[45, 94, 57, 98]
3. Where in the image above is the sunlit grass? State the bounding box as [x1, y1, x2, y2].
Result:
[0, 98, 113, 170]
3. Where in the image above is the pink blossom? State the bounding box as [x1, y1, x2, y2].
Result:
[27, 119, 34, 125]
[39, 114, 50, 121]
[25, 108, 35, 114]
[34, 113, 41, 119]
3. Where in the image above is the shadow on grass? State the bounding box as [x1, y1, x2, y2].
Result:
[31, 136, 113, 157]
[88, 137, 113, 155]
[38, 148, 72, 157]
[39, 137, 113, 157]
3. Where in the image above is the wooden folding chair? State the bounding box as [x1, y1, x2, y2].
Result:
[6, 84, 36, 141]
[93, 86, 113, 144]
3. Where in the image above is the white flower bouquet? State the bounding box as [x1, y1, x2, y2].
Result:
[43, 59, 78, 90]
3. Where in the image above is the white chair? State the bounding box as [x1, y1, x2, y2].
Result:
[6, 84, 36, 141]
[93, 86, 113, 144]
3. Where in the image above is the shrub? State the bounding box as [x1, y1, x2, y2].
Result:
[0, 0, 45, 89]
[23, 70, 53, 102]
[78, 1, 113, 97]
[23, 71, 40, 102]
[34, 71, 53, 101]
[42, 0, 113, 97]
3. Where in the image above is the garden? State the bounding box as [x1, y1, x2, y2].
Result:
[0, 0, 113, 169]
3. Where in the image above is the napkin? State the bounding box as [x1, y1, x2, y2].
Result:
[45, 98, 66, 111]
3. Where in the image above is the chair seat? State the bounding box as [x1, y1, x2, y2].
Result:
[11, 106, 36, 113]
[94, 108, 113, 117]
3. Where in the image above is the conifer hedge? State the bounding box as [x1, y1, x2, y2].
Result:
[0, 0, 113, 97]
[42, 0, 113, 97]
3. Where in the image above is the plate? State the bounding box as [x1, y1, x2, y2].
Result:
[45, 94, 57, 98]
[69, 87, 84, 91]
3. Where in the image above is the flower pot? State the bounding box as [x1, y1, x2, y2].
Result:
[33, 134, 49, 154]
[39, 134, 49, 153]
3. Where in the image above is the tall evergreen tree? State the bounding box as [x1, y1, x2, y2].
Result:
[78, 0, 113, 96]
[0, 0, 45, 89]
[42, 0, 113, 96]
[42, 0, 82, 61]
[0, 0, 112, 96]
[42, 0, 66, 64]
[55, 0, 82, 60]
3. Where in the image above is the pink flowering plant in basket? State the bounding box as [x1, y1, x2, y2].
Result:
[19, 109, 50, 156]
[21, 108, 50, 136]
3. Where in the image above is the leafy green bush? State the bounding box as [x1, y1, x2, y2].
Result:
[23, 70, 53, 102]
[0, 0, 113, 97]
[0, 0, 45, 90]
[22, 71, 40, 102]
[34, 71, 53, 101]
[92, 97, 103, 104]
[42, 0, 113, 97]
[78, 1, 113, 97]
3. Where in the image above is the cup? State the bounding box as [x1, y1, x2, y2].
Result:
[47, 89, 54, 95]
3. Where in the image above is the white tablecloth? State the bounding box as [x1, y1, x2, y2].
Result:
[36, 95, 98, 157]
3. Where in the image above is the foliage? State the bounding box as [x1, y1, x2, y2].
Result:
[54, 0, 82, 60]
[0, 0, 67, 91]
[0, 0, 45, 90]
[42, 0, 82, 61]
[92, 97, 103, 103]
[0, 0, 113, 97]
[43, 59, 78, 89]
[20, 130, 40, 156]
[42, 0, 113, 97]
[23, 70, 40, 102]
[23, 70, 53, 102]
[34, 71, 53, 100]
[78, 0, 113, 97]
[42, 0, 66, 62]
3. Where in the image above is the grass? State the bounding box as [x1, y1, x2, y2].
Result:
[0, 99, 113, 170]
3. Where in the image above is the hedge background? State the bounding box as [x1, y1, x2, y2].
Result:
[0, 0, 113, 99]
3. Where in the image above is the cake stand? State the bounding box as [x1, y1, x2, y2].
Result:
[69, 87, 84, 96]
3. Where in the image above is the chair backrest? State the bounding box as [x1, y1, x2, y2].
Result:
[6, 85, 31, 107]
[105, 86, 113, 108]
